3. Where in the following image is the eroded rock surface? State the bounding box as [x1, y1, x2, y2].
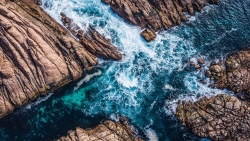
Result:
[206, 49, 250, 97]
[0, 0, 121, 118]
[102, 0, 220, 40]
[60, 13, 122, 61]
[57, 119, 143, 141]
[176, 94, 250, 141]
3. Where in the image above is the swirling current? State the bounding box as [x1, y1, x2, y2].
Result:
[0, 0, 250, 140]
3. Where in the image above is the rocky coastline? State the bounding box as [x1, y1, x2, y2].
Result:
[101, 0, 220, 41]
[0, 0, 121, 118]
[57, 117, 143, 141]
[0, 0, 249, 141]
[175, 49, 250, 141]
[176, 94, 250, 140]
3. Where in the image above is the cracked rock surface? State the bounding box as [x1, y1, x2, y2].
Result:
[57, 119, 143, 141]
[176, 94, 250, 141]
[0, 0, 121, 118]
[206, 49, 250, 97]
[60, 13, 122, 61]
[102, 0, 220, 40]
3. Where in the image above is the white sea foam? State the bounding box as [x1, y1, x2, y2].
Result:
[24, 93, 54, 110]
[145, 128, 159, 141]
[163, 84, 176, 91]
[74, 70, 102, 91]
[205, 28, 238, 46]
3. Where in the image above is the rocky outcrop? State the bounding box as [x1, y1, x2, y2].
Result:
[102, 0, 220, 41]
[176, 94, 250, 141]
[140, 28, 156, 42]
[57, 119, 143, 141]
[206, 49, 250, 98]
[0, 0, 121, 118]
[60, 13, 122, 61]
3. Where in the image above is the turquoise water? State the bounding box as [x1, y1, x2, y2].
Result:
[0, 0, 250, 140]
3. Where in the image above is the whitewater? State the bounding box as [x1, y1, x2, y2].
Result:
[1, 0, 250, 140]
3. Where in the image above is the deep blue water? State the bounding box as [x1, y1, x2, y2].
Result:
[0, 0, 250, 140]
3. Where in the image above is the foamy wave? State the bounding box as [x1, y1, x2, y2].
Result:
[74, 70, 102, 91]
[145, 128, 159, 141]
[24, 92, 53, 110]
[164, 70, 234, 114]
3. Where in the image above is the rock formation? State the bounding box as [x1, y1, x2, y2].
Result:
[176, 94, 250, 141]
[140, 28, 156, 42]
[60, 13, 122, 61]
[206, 49, 250, 98]
[0, 0, 121, 118]
[57, 119, 143, 141]
[102, 0, 220, 41]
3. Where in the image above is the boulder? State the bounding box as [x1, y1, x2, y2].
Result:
[140, 28, 156, 42]
[57, 118, 143, 141]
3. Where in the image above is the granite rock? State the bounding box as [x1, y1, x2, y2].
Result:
[57, 119, 143, 141]
[0, 0, 121, 118]
[206, 49, 250, 97]
[176, 94, 250, 141]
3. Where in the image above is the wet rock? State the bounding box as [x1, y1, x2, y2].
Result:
[197, 58, 205, 64]
[0, 0, 120, 118]
[190, 60, 202, 71]
[190, 61, 196, 67]
[206, 49, 250, 95]
[60, 13, 122, 61]
[57, 119, 143, 141]
[194, 64, 201, 71]
[141, 28, 156, 42]
[176, 94, 250, 141]
[102, 0, 220, 41]
[199, 79, 207, 84]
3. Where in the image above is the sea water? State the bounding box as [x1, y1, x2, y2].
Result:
[0, 0, 250, 140]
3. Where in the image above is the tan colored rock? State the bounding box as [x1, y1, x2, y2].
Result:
[197, 58, 205, 64]
[60, 13, 122, 61]
[57, 119, 143, 141]
[206, 49, 250, 95]
[0, 0, 121, 118]
[102, 0, 220, 41]
[176, 94, 250, 141]
[140, 28, 156, 42]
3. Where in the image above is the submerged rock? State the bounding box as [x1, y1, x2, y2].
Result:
[57, 119, 143, 141]
[206, 49, 250, 97]
[176, 94, 250, 141]
[102, 0, 220, 41]
[0, 0, 121, 118]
